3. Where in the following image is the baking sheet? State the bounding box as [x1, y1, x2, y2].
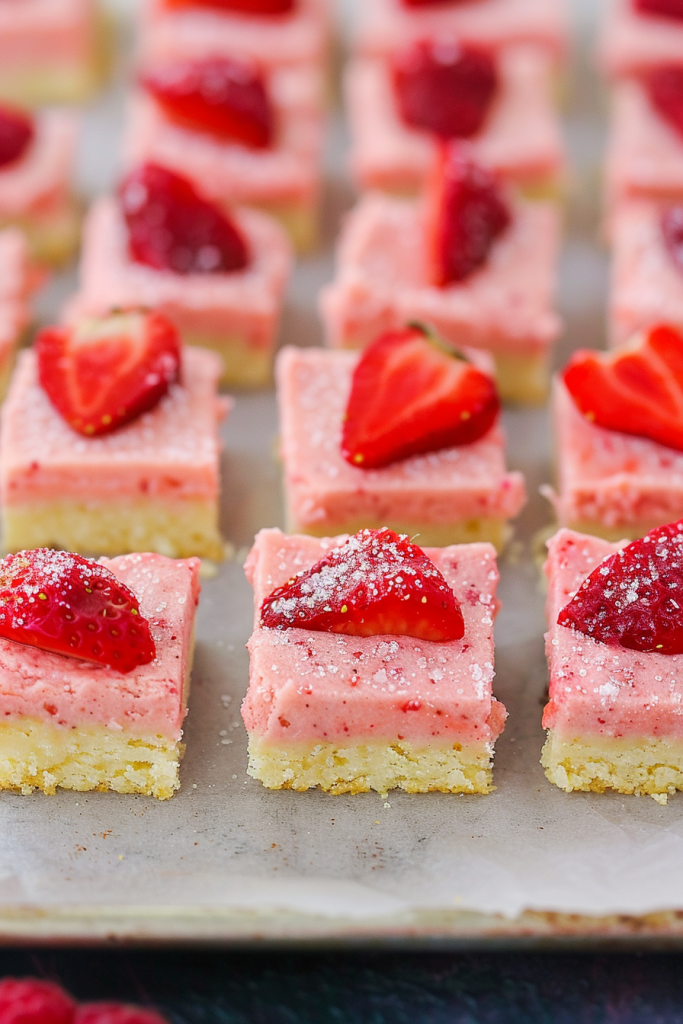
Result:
[4, 0, 683, 947]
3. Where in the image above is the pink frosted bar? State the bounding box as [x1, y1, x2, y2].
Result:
[277, 345, 526, 536]
[608, 199, 683, 349]
[243, 527, 506, 747]
[319, 192, 561, 361]
[605, 77, 683, 210]
[0, 109, 78, 221]
[0, 0, 96, 72]
[354, 0, 568, 61]
[599, 0, 683, 78]
[122, 64, 325, 210]
[0, 552, 200, 740]
[138, 0, 331, 71]
[345, 46, 565, 196]
[549, 378, 683, 537]
[544, 528, 683, 741]
[0, 229, 37, 387]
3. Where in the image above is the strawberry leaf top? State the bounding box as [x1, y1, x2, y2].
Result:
[0, 549, 156, 673]
[558, 519, 683, 654]
[0, 103, 34, 169]
[562, 324, 683, 453]
[260, 528, 465, 643]
[341, 324, 500, 469]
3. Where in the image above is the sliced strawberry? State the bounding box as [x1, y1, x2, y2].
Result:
[662, 204, 683, 275]
[0, 978, 76, 1024]
[119, 163, 249, 275]
[76, 1005, 168, 1024]
[558, 519, 683, 654]
[644, 64, 683, 140]
[634, 0, 683, 19]
[0, 104, 34, 169]
[0, 549, 156, 672]
[342, 324, 499, 469]
[562, 323, 683, 452]
[141, 57, 273, 148]
[164, 0, 295, 12]
[260, 528, 464, 642]
[392, 39, 498, 140]
[426, 145, 511, 286]
[37, 309, 181, 437]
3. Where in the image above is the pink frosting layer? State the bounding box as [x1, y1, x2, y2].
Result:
[605, 78, 683, 209]
[319, 192, 561, 357]
[355, 0, 567, 61]
[242, 528, 506, 745]
[0, 346, 225, 505]
[139, 0, 330, 70]
[0, 229, 35, 370]
[609, 199, 683, 349]
[0, 552, 200, 739]
[599, 0, 683, 78]
[346, 47, 565, 194]
[0, 110, 78, 219]
[123, 70, 324, 207]
[0, 0, 96, 67]
[64, 197, 292, 348]
[551, 378, 683, 531]
[544, 528, 683, 739]
[277, 345, 526, 530]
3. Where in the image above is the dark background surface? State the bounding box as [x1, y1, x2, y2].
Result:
[5, 948, 683, 1022]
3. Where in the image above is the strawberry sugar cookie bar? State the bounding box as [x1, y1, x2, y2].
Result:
[243, 527, 506, 794]
[0, 310, 226, 560]
[543, 521, 683, 802]
[0, 547, 200, 799]
[277, 331, 525, 550]
[600, 0, 683, 79]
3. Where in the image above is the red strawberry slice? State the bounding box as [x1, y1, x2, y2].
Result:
[37, 309, 181, 437]
[558, 519, 683, 654]
[142, 57, 274, 149]
[0, 104, 34, 169]
[342, 324, 500, 469]
[0, 549, 156, 672]
[426, 145, 511, 285]
[260, 528, 464, 642]
[120, 163, 249, 275]
[0, 978, 76, 1024]
[662, 204, 683, 275]
[76, 1004, 169, 1024]
[562, 323, 683, 452]
[164, 0, 294, 12]
[644, 64, 683, 140]
[634, 0, 683, 19]
[392, 39, 498, 140]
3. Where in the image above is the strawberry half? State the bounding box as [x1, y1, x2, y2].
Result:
[164, 0, 294, 12]
[426, 145, 511, 286]
[120, 163, 250, 275]
[37, 309, 181, 437]
[662, 204, 683, 275]
[562, 323, 683, 452]
[0, 549, 156, 672]
[0, 978, 76, 1024]
[0, 103, 34, 169]
[634, 0, 683, 18]
[141, 57, 274, 148]
[644, 64, 683, 140]
[260, 528, 464, 642]
[558, 519, 683, 654]
[392, 39, 498, 140]
[342, 324, 500, 469]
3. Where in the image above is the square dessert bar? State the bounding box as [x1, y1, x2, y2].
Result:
[0, 109, 80, 265]
[242, 528, 506, 795]
[0, 346, 226, 560]
[0, 0, 101, 106]
[319, 193, 562, 405]
[65, 197, 293, 388]
[123, 65, 325, 253]
[277, 346, 526, 551]
[354, 0, 568, 63]
[138, 0, 330, 72]
[599, 0, 683, 78]
[543, 527, 683, 802]
[345, 46, 565, 199]
[608, 199, 683, 349]
[548, 377, 683, 541]
[0, 552, 200, 800]
[0, 229, 37, 401]
[605, 77, 683, 211]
